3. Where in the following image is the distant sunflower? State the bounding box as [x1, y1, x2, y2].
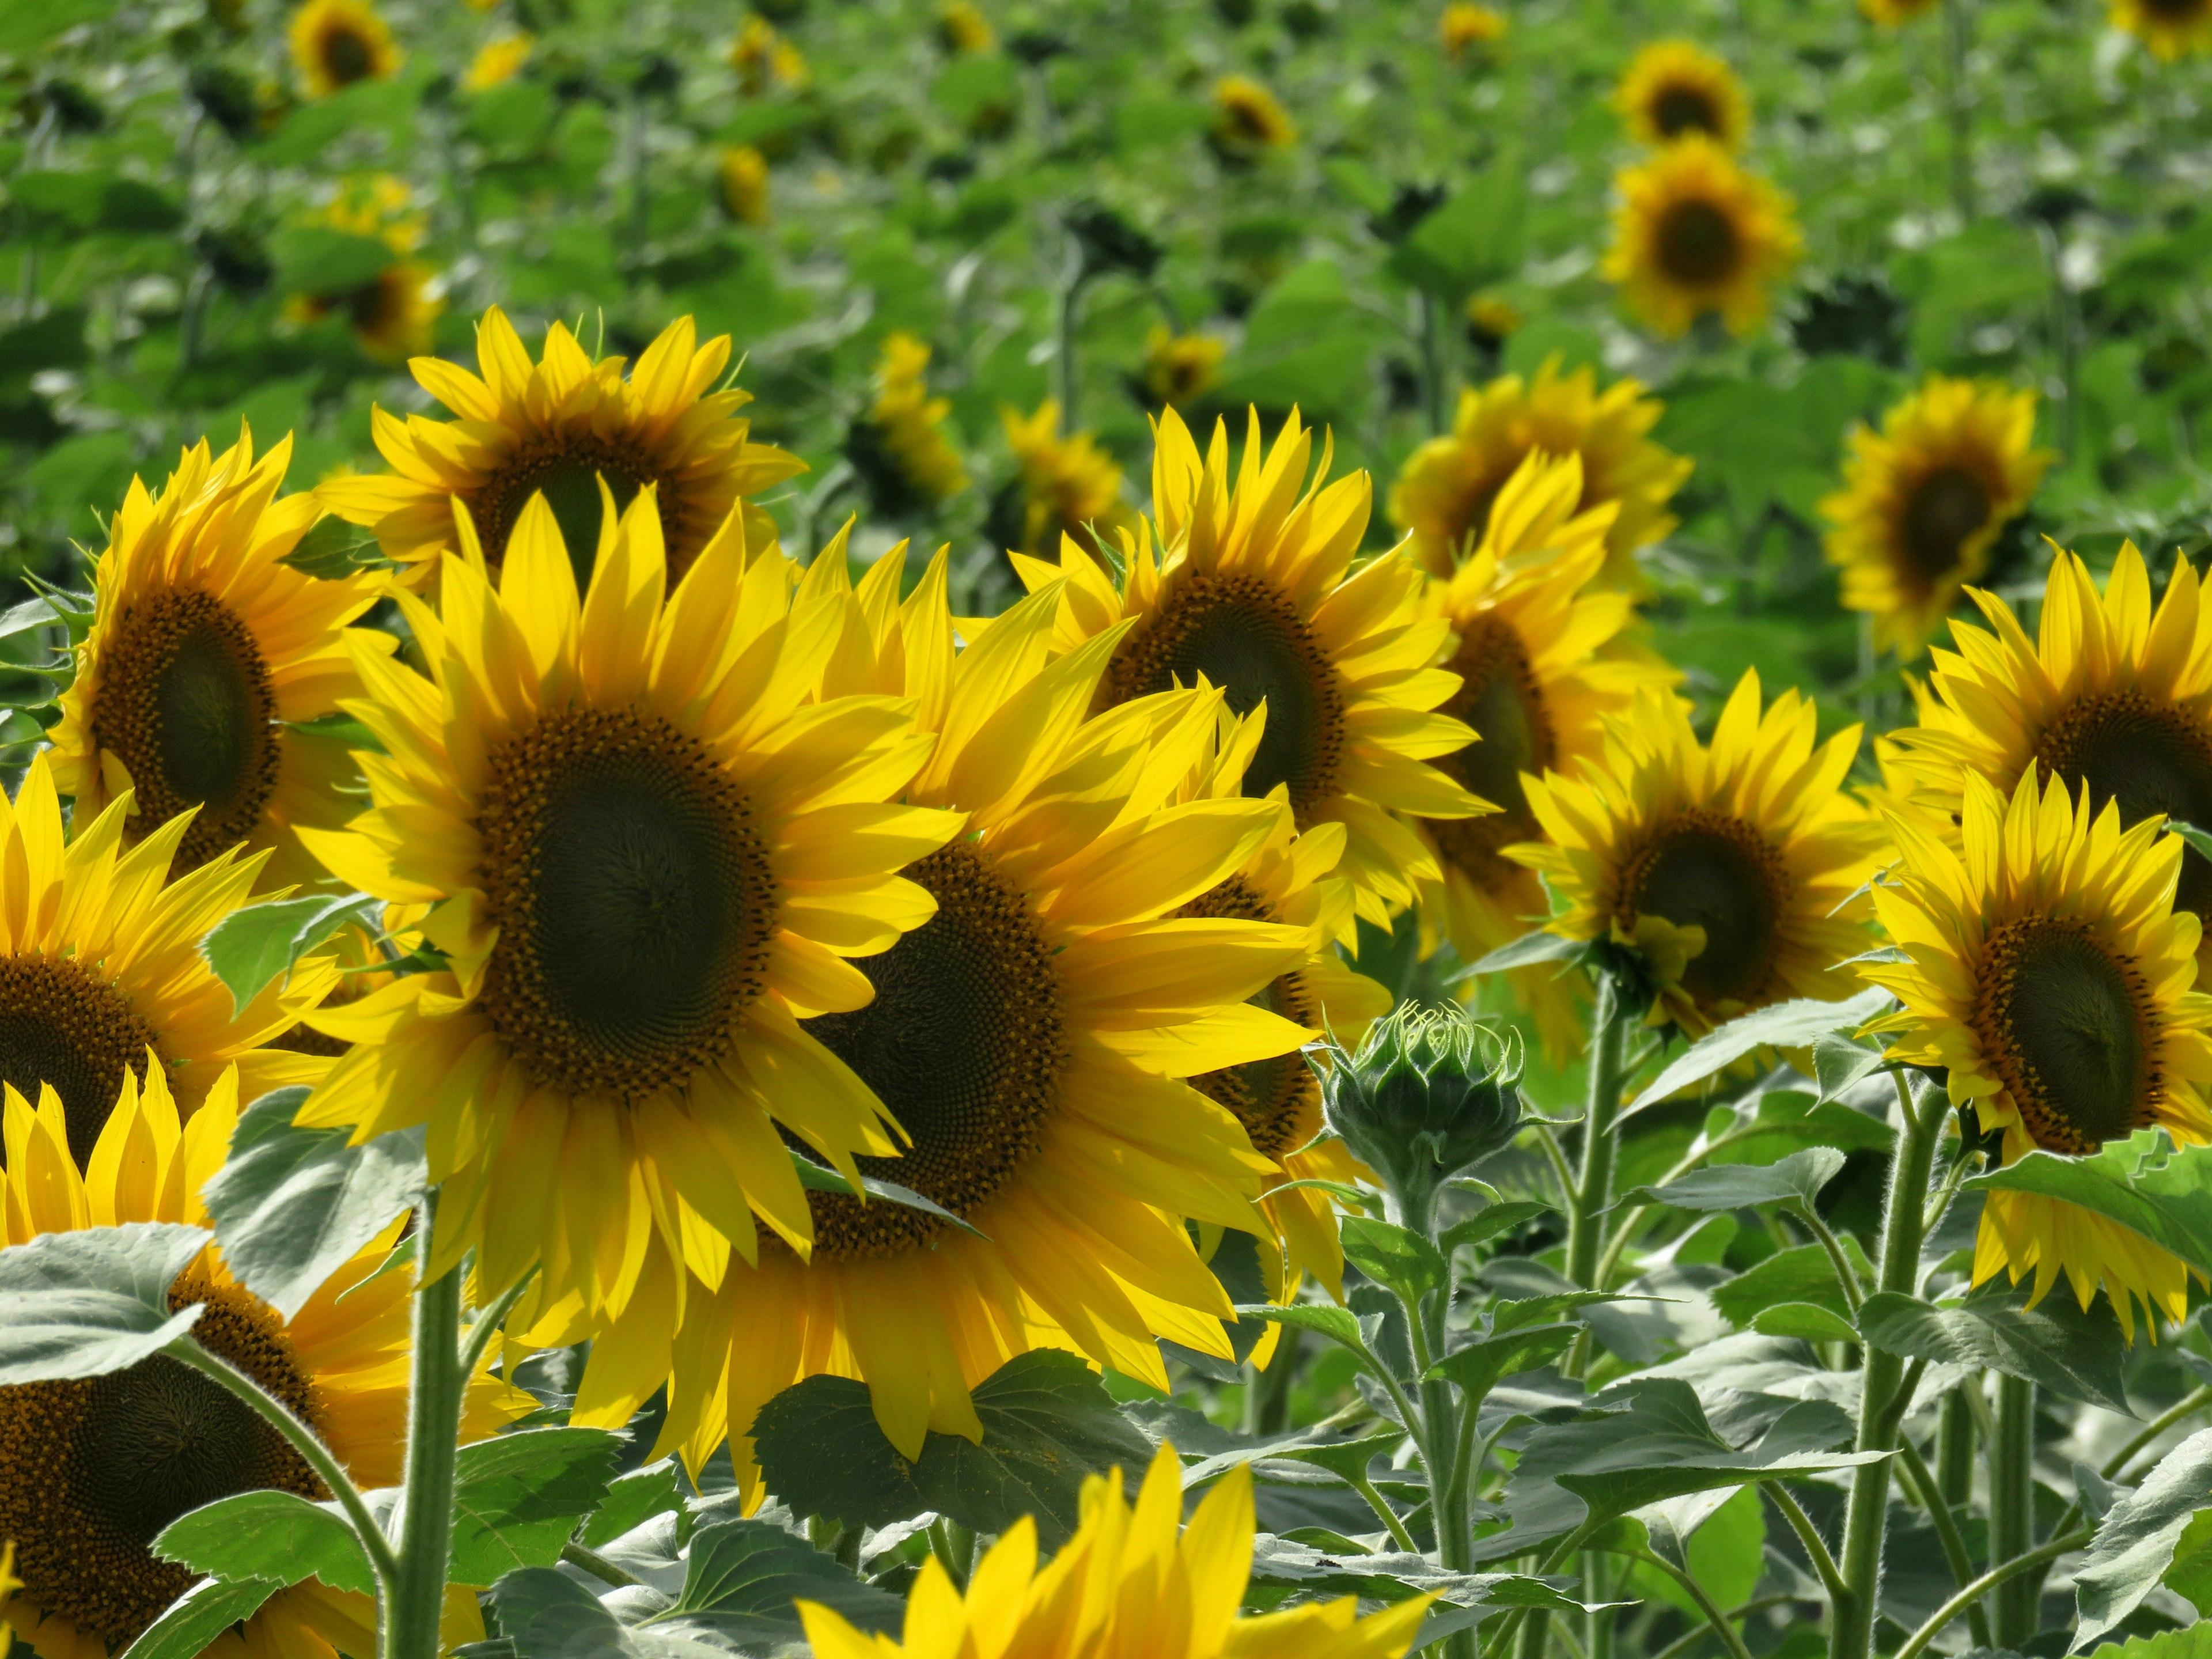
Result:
[1441, 2, 1508, 59]
[1862, 0, 1940, 18]
[1413, 452, 1676, 1056]
[0, 1064, 522, 1659]
[1012, 407, 1490, 924]
[718, 144, 771, 225]
[2112, 0, 2212, 60]
[937, 0, 995, 52]
[653, 550, 1310, 1492]
[999, 399, 1132, 557]
[1861, 770, 2212, 1335]
[1514, 669, 1885, 1035]
[292, 492, 962, 1366]
[318, 306, 804, 588]
[1143, 325, 1228, 410]
[1615, 40, 1749, 149]
[1388, 356, 1694, 584]
[1884, 544, 2212, 978]
[294, 262, 441, 362]
[1603, 137, 1801, 338]
[463, 32, 533, 90]
[856, 332, 967, 510]
[50, 427, 391, 884]
[731, 14, 809, 92]
[1210, 75, 1297, 160]
[1821, 376, 2050, 658]
[800, 1446, 1431, 1659]
[289, 0, 401, 97]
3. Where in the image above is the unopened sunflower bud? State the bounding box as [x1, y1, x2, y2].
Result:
[1316, 1003, 1522, 1205]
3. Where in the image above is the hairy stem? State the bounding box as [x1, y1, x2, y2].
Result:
[1991, 1374, 2037, 1647]
[388, 1195, 467, 1659]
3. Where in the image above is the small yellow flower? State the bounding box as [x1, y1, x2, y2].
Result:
[2112, 0, 2212, 59]
[868, 332, 968, 503]
[1603, 137, 1801, 338]
[315, 172, 424, 255]
[289, 0, 402, 98]
[1465, 293, 1524, 341]
[1210, 75, 1297, 158]
[937, 0, 996, 52]
[1441, 2, 1508, 58]
[731, 14, 808, 93]
[719, 144, 771, 225]
[463, 32, 533, 91]
[1615, 40, 1750, 149]
[1142, 325, 1227, 408]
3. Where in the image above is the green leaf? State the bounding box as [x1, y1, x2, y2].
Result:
[660, 1518, 904, 1640]
[282, 517, 391, 580]
[0, 1222, 209, 1384]
[1620, 1149, 1847, 1214]
[201, 892, 385, 1017]
[283, 712, 386, 754]
[115, 1575, 282, 1659]
[272, 226, 396, 297]
[202, 1088, 426, 1319]
[1628, 989, 1893, 1113]
[2160, 1507, 2212, 1617]
[786, 1147, 988, 1240]
[751, 1349, 1154, 1547]
[153, 1490, 375, 1594]
[448, 1427, 623, 1587]
[1750, 1303, 1859, 1343]
[1387, 157, 1527, 299]
[0, 596, 62, 646]
[1426, 1323, 1581, 1400]
[2074, 1429, 2212, 1647]
[1248, 1533, 1595, 1612]
[2084, 1624, 2212, 1659]
[1709, 1241, 1869, 1330]
[1964, 1130, 2212, 1276]
[1461, 929, 1581, 977]
[1813, 1032, 1889, 1102]
[579, 1459, 687, 1550]
[1857, 1290, 2134, 1415]
[479, 1569, 719, 1659]
[0, 0, 106, 53]
[1442, 1201, 1554, 1256]
[2168, 821, 2212, 863]
[1490, 1291, 1639, 1334]
[1234, 1301, 1373, 1352]
[1625, 1484, 1766, 1622]
[1340, 1216, 1448, 1298]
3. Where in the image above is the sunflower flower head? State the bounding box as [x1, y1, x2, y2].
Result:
[1210, 75, 1297, 161]
[283, 176, 441, 361]
[318, 305, 805, 589]
[719, 143, 771, 225]
[289, 0, 402, 97]
[1441, 2, 1509, 59]
[937, 0, 995, 52]
[1318, 1002, 1521, 1210]
[1615, 40, 1750, 149]
[0, 1062, 524, 1659]
[1143, 325, 1228, 410]
[859, 331, 968, 508]
[2112, 0, 2212, 58]
[999, 399, 1132, 557]
[1861, 769, 2212, 1336]
[731, 14, 808, 92]
[463, 32, 533, 91]
[1514, 669, 1885, 1035]
[1388, 355, 1694, 584]
[1861, 0, 1941, 20]
[50, 425, 393, 886]
[1603, 137, 1801, 338]
[800, 1445, 1432, 1659]
[1465, 294, 1524, 348]
[1821, 375, 2050, 658]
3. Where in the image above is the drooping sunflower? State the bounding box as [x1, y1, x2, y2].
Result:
[718, 145, 771, 226]
[1603, 137, 1801, 339]
[647, 548, 1311, 1492]
[851, 332, 967, 514]
[1388, 356, 1694, 584]
[1820, 376, 2050, 658]
[1513, 669, 1886, 1035]
[2111, 0, 2212, 58]
[1861, 771, 2212, 1335]
[292, 491, 963, 1368]
[1615, 40, 1750, 149]
[800, 1446, 1431, 1659]
[1411, 452, 1676, 1056]
[1883, 544, 2212, 978]
[0, 1065, 523, 1659]
[998, 399, 1132, 558]
[317, 306, 804, 589]
[1210, 75, 1297, 161]
[1012, 408, 1488, 924]
[463, 32, 533, 91]
[1143, 325, 1228, 410]
[49, 427, 391, 885]
[288, 0, 401, 97]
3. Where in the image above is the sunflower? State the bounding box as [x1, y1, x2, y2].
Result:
[718, 144, 771, 226]
[859, 332, 968, 508]
[1615, 41, 1750, 149]
[1387, 357, 1694, 584]
[318, 306, 804, 589]
[49, 427, 392, 886]
[800, 1446, 1431, 1659]
[1010, 408, 1490, 926]
[1860, 770, 2212, 1335]
[1411, 452, 1676, 1056]
[289, 0, 401, 97]
[294, 262, 442, 362]
[1210, 75, 1297, 160]
[463, 32, 533, 91]
[0, 1064, 522, 1659]
[1441, 2, 1508, 59]
[1820, 376, 2050, 658]
[647, 547, 1312, 1492]
[1861, 0, 1940, 19]
[2112, 0, 2212, 59]
[291, 491, 963, 1383]
[1143, 325, 1228, 410]
[1603, 137, 1801, 339]
[999, 399, 1132, 558]
[1883, 543, 2212, 979]
[937, 0, 995, 52]
[730, 14, 809, 93]
[1513, 669, 1885, 1035]
[1465, 294, 1523, 349]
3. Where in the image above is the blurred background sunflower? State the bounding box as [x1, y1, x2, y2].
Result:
[1604, 138, 1801, 338]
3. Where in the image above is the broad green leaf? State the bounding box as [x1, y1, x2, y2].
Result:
[0, 1222, 209, 1384]
[1724, 1091, 1895, 1161]
[1628, 990, 1893, 1113]
[1340, 1215, 1448, 1297]
[1247, 1533, 1596, 1612]
[0, 0, 107, 53]
[1426, 1323, 1581, 1400]
[272, 226, 396, 296]
[2074, 1429, 2212, 1647]
[580, 1459, 687, 1550]
[2082, 1613, 2212, 1659]
[1387, 156, 1527, 298]
[448, 1427, 623, 1586]
[751, 1349, 1153, 1547]
[1964, 1130, 2212, 1276]
[153, 1490, 375, 1594]
[0, 596, 60, 645]
[2161, 1507, 2212, 1617]
[661, 1519, 904, 1641]
[1625, 1484, 1766, 1621]
[1442, 1200, 1554, 1256]
[1620, 1149, 1847, 1214]
[1751, 1303, 1859, 1344]
[200, 892, 385, 1016]
[116, 1576, 281, 1659]
[1709, 1241, 1870, 1330]
[1491, 1291, 1640, 1334]
[1234, 1301, 1372, 1351]
[1813, 1032, 1889, 1103]
[787, 1147, 987, 1240]
[1461, 929, 1582, 977]
[282, 518, 391, 581]
[1857, 1290, 2134, 1415]
[478, 1569, 723, 1659]
[203, 1088, 426, 1319]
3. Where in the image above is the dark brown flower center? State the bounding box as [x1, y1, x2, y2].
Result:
[1656, 198, 1741, 286]
[2036, 690, 2212, 921]
[322, 24, 374, 86]
[1175, 875, 1320, 1159]
[470, 442, 679, 589]
[0, 956, 164, 1170]
[1427, 616, 1555, 894]
[1976, 916, 2156, 1155]
[1652, 85, 1720, 138]
[1619, 808, 1790, 1006]
[1899, 465, 1992, 586]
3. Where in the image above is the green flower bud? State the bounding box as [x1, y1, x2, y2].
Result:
[1315, 1003, 1523, 1207]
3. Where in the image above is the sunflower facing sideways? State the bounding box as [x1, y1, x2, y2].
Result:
[1603, 137, 1801, 338]
[0, 1065, 522, 1659]
[50, 426, 390, 884]
[1412, 452, 1676, 1055]
[643, 547, 1312, 1494]
[288, 0, 402, 97]
[1614, 40, 1749, 150]
[2111, 0, 2212, 61]
[1514, 670, 1886, 1035]
[317, 306, 804, 589]
[1010, 407, 1489, 925]
[292, 490, 964, 1390]
[1883, 544, 2212, 977]
[1860, 771, 2212, 1335]
[800, 1445, 1430, 1659]
[1821, 376, 2050, 658]
[1388, 357, 1694, 586]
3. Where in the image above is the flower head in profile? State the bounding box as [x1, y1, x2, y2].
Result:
[1615, 40, 1749, 149]
[1603, 138, 1801, 338]
[852, 332, 967, 513]
[464, 32, 533, 91]
[937, 0, 995, 52]
[1210, 75, 1297, 161]
[1441, 3, 1508, 59]
[719, 144, 771, 225]
[290, 0, 402, 97]
[998, 399, 1132, 558]
[1144, 326, 1228, 410]
[731, 14, 808, 92]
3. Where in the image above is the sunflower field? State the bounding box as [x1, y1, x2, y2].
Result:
[22, 1, 2212, 1658]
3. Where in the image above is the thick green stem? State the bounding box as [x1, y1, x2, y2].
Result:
[1831, 1070, 1948, 1659]
[1388, 1176, 1473, 1659]
[1566, 976, 1627, 1297]
[1991, 1375, 2037, 1647]
[1245, 1324, 1301, 1437]
[1936, 1387, 1975, 1505]
[388, 1197, 467, 1659]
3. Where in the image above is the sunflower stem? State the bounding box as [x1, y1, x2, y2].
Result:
[389, 1193, 467, 1659]
[1565, 973, 1628, 1304]
[1830, 1067, 1948, 1659]
[1991, 1374, 2037, 1647]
